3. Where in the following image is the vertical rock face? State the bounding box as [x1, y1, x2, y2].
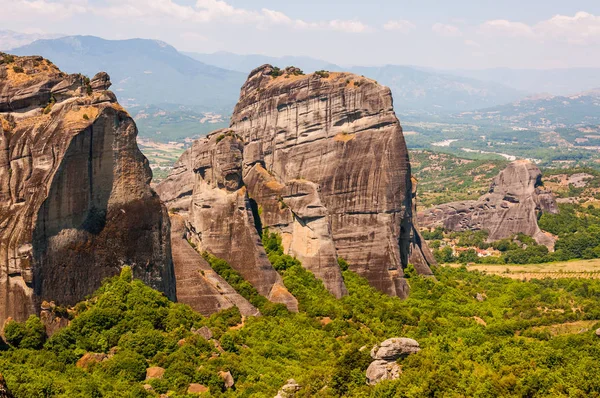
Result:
[169, 214, 260, 316]
[0, 54, 175, 324]
[163, 132, 298, 311]
[158, 65, 433, 301]
[418, 160, 559, 247]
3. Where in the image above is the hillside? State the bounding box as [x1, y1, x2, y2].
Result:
[457, 89, 600, 127]
[450, 67, 600, 96]
[410, 150, 508, 207]
[2, 261, 600, 397]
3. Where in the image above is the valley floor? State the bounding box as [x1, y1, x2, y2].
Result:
[446, 259, 600, 280]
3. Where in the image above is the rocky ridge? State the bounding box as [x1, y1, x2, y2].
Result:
[418, 160, 559, 247]
[0, 53, 175, 325]
[158, 65, 434, 302]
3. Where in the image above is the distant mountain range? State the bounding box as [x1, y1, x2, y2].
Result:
[8, 36, 524, 114]
[0, 29, 63, 51]
[184, 51, 341, 75]
[10, 36, 246, 110]
[6, 34, 600, 142]
[448, 68, 600, 97]
[455, 88, 600, 127]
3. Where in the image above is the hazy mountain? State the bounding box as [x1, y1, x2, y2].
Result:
[11, 36, 246, 110]
[0, 30, 63, 51]
[184, 51, 341, 74]
[348, 65, 525, 112]
[449, 68, 600, 97]
[186, 52, 526, 112]
[457, 88, 600, 127]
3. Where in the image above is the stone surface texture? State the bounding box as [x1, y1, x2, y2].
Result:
[418, 160, 559, 248]
[158, 65, 434, 301]
[366, 337, 420, 385]
[169, 214, 261, 316]
[0, 54, 175, 325]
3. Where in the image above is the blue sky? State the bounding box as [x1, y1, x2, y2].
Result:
[2, 0, 600, 69]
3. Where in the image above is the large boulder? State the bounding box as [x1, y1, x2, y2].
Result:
[366, 337, 420, 385]
[370, 337, 421, 360]
[275, 379, 301, 398]
[419, 160, 559, 248]
[158, 65, 434, 303]
[366, 360, 401, 385]
[0, 53, 176, 325]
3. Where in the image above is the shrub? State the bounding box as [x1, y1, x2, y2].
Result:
[269, 66, 284, 77]
[4, 315, 46, 349]
[83, 114, 89, 120]
[12, 65, 24, 73]
[315, 70, 330, 78]
[102, 350, 147, 381]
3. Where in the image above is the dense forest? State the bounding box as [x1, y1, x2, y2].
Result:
[2, 233, 600, 397]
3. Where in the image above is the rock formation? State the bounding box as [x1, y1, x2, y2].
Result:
[366, 338, 420, 385]
[275, 379, 301, 398]
[169, 214, 261, 316]
[0, 53, 175, 325]
[418, 160, 559, 247]
[158, 65, 434, 300]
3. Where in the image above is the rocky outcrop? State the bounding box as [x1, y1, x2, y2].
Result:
[0, 54, 175, 325]
[160, 134, 298, 312]
[418, 160, 559, 248]
[158, 65, 433, 301]
[366, 338, 420, 385]
[169, 214, 261, 316]
[275, 379, 301, 398]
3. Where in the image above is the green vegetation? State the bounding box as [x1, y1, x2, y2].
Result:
[428, 204, 600, 265]
[269, 66, 284, 78]
[12, 65, 24, 73]
[3, 261, 600, 396]
[0, 54, 15, 64]
[315, 70, 330, 78]
[43, 95, 56, 114]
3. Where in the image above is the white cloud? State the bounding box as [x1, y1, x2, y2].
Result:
[328, 19, 368, 33]
[432, 23, 462, 37]
[481, 19, 534, 38]
[383, 20, 416, 33]
[1, 0, 368, 33]
[4, 0, 88, 19]
[481, 12, 600, 44]
[536, 12, 600, 44]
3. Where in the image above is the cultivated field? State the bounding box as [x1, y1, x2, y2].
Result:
[446, 259, 600, 280]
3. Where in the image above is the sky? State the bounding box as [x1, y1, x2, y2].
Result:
[1, 0, 600, 69]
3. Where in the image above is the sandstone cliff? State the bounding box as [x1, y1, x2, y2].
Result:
[0, 54, 175, 325]
[158, 65, 434, 300]
[418, 160, 559, 247]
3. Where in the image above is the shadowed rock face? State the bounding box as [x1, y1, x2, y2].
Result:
[158, 65, 433, 301]
[418, 160, 559, 247]
[0, 54, 175, 324]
